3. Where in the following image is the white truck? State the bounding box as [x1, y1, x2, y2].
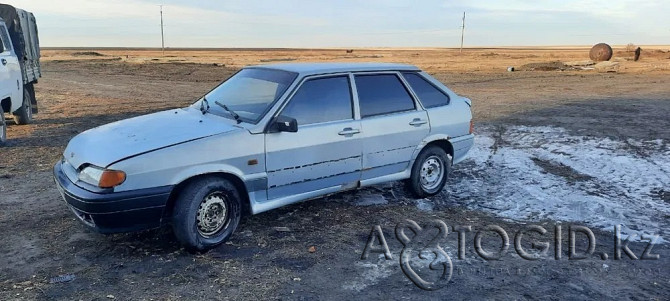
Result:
[0, 4, 40, 145]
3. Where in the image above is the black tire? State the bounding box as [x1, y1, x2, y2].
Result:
[26, 83, 37, 114]
[0, 107, 7, 145]
[172, 177, 242, 252]
[405, 145, 452, 198]
[13, 87, 33, 125]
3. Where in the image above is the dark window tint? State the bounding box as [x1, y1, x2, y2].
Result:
[282, 76, 353, 125]
[402, 73, 450, 108]
[355, 74, 415, 117]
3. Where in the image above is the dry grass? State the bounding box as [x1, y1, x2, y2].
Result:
[41, 46, 670, 74]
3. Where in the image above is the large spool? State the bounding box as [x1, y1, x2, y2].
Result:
[589, 43, 613, 61]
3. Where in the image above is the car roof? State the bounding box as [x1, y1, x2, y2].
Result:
[249, 62, 420, 76]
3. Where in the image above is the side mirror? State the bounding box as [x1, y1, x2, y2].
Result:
[269, 115, 298, 133]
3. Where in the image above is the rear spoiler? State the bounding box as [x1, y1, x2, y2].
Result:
[462, 97, 472, 107]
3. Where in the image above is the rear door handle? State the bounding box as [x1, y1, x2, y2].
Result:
[1, 59, 6, 66]
[409, 118, 428, 126]
[338, 127, 360, 136]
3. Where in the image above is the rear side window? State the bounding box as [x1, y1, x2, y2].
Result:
[281, 76, 353, 125]
[355, 74, 415, 117]
[402, 73, 450, 108]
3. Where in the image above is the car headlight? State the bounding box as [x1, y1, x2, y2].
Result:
[78, 165, 126, 188]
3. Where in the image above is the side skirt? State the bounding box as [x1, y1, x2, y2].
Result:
[248, 169, 412, 215]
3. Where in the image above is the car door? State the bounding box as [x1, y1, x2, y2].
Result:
[353, 72, 430, 181]
[265, 74, 362, 200]
[0, 23, 21, 105]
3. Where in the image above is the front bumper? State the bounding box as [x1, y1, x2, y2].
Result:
[53, 161, 173, 234]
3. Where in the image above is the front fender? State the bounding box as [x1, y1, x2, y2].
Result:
[168, 163, 259, 186]
[107, 131, 265, 192]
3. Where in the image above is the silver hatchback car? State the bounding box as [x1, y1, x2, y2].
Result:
[54, 63, 474, 251]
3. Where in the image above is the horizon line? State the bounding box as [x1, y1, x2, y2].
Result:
[41, 45, 670, 51]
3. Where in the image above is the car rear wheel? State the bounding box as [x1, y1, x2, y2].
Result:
[13, 87, 33, 125]
[1, 106, 7, 145]
[405, 145, 451, 198]
[172, 177, 242, 252]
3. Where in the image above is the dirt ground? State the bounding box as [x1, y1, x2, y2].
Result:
[1, 48, 669, 300]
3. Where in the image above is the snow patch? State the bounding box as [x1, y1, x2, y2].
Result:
[416, 199, 434, 212]
[449, 125, 670, 242]
[355, 192, 388, 206]
[342, 255, 396, 291]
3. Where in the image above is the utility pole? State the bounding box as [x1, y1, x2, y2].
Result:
[160, 5, 165, 55]
[460, 12, 466, 54]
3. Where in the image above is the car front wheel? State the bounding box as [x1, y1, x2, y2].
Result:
[406, 145, 452, 198]
[172, 177, 241, 252]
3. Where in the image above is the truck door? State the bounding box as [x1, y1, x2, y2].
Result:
[0, 22, 22, 112]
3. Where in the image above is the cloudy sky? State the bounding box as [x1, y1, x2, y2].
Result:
[8, 0, 670, 48]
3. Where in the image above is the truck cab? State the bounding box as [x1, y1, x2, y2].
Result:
[0, 17, 21, 143]
[0, 5, 41, 145]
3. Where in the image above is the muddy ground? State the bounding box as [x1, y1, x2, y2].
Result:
[1, 51, 669, 300]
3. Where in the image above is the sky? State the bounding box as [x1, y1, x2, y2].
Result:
[6, 0, 670, 48]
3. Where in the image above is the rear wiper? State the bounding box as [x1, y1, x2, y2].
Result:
[199, 97, 210, 115]
[215, 101, 241, 124]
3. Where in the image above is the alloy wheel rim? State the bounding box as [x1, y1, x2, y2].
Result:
[420, 155, 444, 191]
[196, 192, 228, 237]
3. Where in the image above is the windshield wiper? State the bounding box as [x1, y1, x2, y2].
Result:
[215, 100, 242, 124]
[199, 97, 210, 115]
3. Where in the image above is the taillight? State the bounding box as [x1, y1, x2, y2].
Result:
[469, 120, 474, 134]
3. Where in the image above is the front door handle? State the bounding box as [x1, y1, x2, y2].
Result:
[409, 118, 428, 126]
[1, 59, 6, 66]
[338, 127, 360, 136]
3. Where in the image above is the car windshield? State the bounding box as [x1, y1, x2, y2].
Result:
[193, 68, 297, 123]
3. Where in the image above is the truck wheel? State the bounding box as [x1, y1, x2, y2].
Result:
[13, 88, 33, 125]
[0, 107, 6, 145]
[172, 177, 241, 252]
[405, 145, 452, 198]
[26, 83, 37, 114]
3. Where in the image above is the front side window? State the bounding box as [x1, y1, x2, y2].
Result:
[355, 74, 415, 118]
[195, 68, 297, 123]
[0, 25, 11, 52]
[402, 73, 450, 108]
[281, 76, 353, 125]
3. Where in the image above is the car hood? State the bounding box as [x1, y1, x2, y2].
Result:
[64, 108, 241, 169]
